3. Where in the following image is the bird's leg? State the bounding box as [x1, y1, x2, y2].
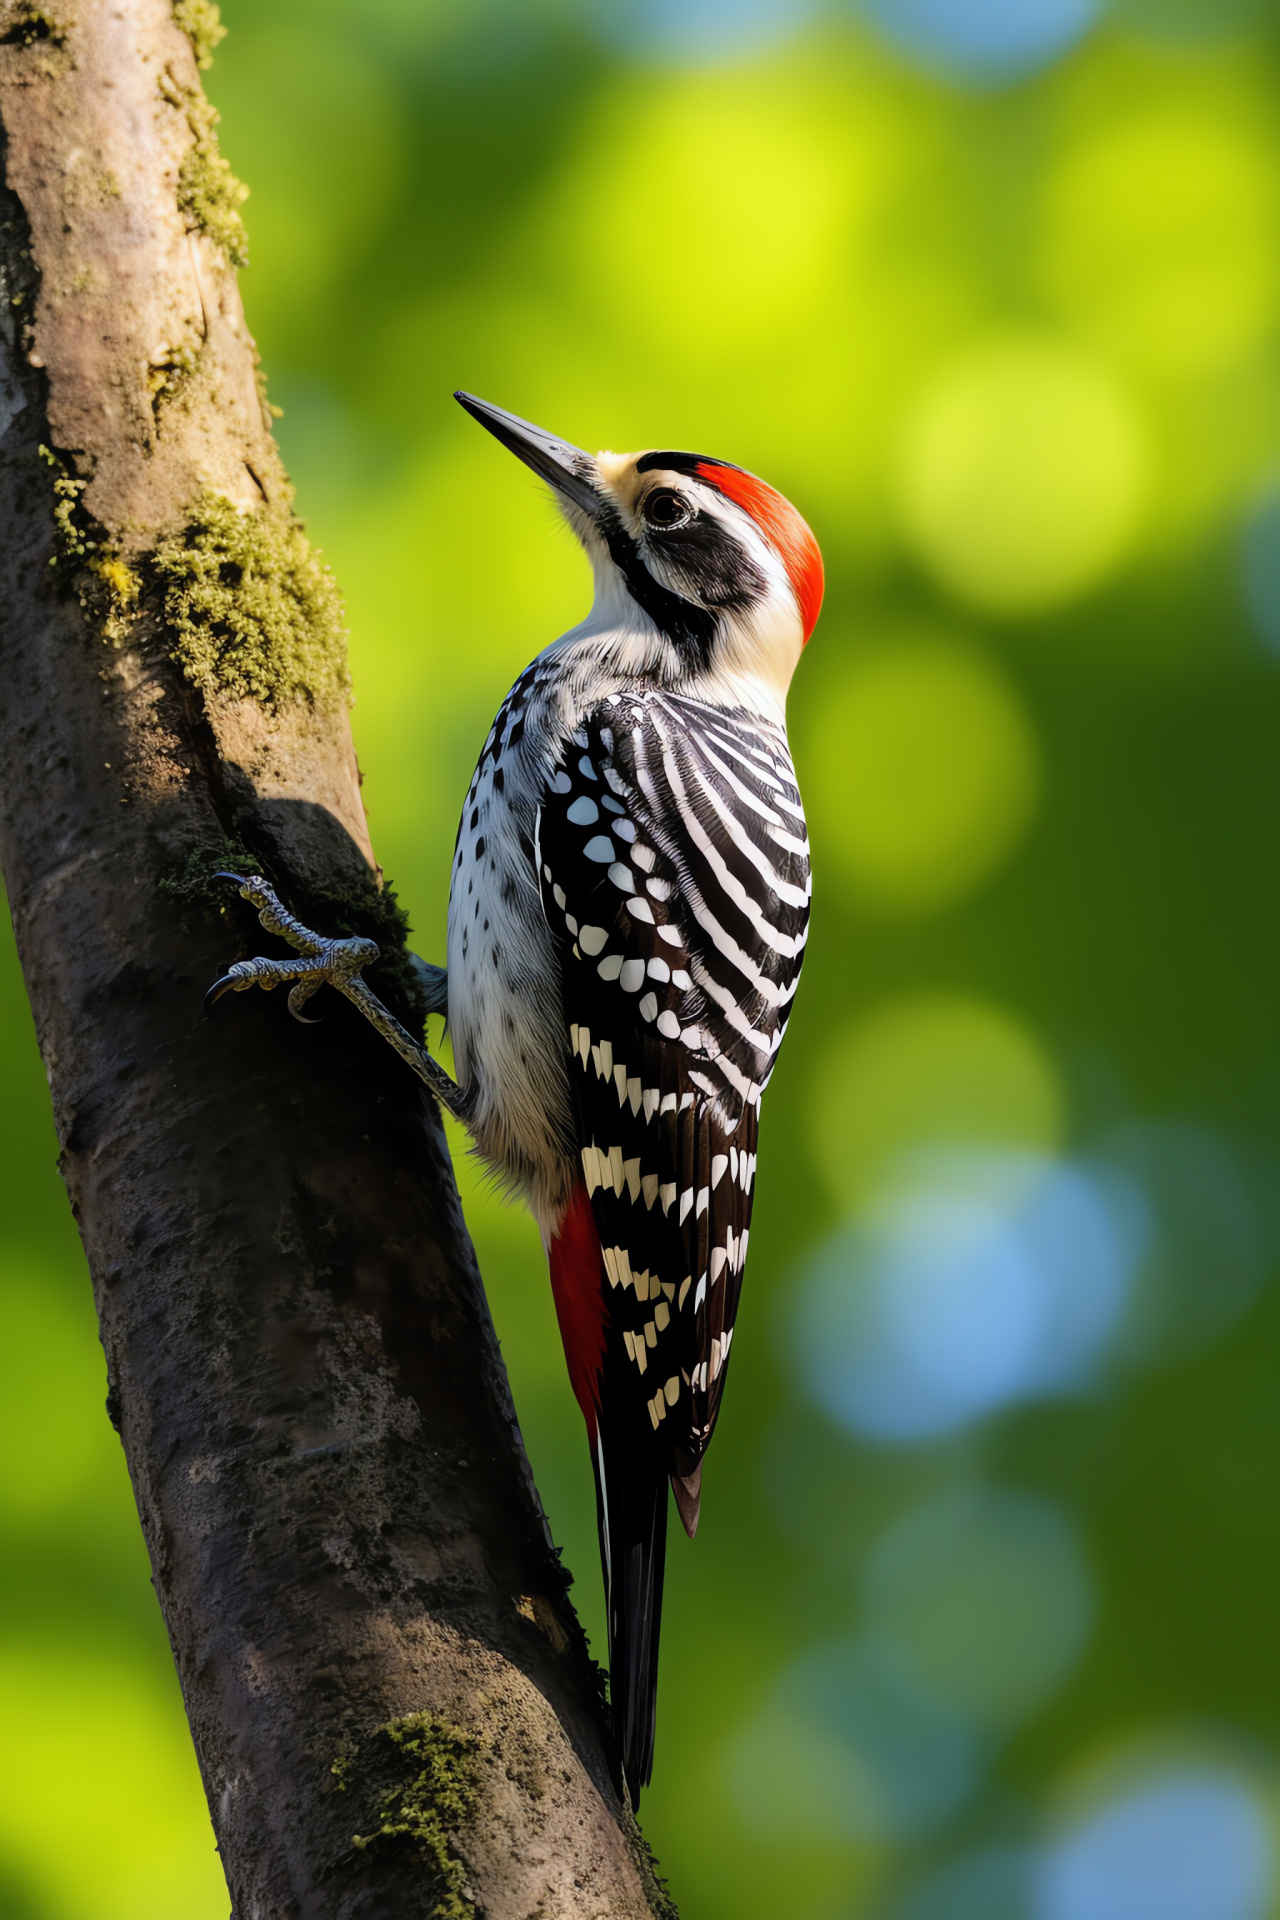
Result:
[206, 873, 470, 1122]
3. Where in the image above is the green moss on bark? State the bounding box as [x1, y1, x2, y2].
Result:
[38, 445, 141, 642]
[160, 66, 248, 268]
[172, 0, 225, 68]
[157, 844, 262, 927]
[338, 1712, 480, 1919]
[38, 443, 90, 565]
[0, 8, 65, 48]
[152, 491, 350, 710]
[178, 90, 248, 266]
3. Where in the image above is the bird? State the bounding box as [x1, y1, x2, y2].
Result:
[208, 392, 822, 1807]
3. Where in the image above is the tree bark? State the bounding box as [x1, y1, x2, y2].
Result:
[0, 3, 673, 1914]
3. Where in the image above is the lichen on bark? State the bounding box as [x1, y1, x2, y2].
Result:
[152, 490, 351, 710]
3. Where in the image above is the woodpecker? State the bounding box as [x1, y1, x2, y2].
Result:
[209, 393, 822, 1806]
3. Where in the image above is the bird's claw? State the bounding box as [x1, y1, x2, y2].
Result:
[204, 871, 469, 1121]
[205, 874, 380, 1017]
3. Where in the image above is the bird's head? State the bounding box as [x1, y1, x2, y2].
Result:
[456, 392, 823, 711]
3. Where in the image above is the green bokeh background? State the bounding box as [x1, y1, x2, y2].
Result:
[9, 2, 1280, 1914]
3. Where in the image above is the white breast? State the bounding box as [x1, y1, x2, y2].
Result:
[445, 671, 578, 1225]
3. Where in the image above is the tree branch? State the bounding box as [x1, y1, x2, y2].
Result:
[0, 1, 673, 1911]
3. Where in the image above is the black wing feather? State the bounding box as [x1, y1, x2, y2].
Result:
[540, 689, 808, 1471]
[538, 687, 808, 1802]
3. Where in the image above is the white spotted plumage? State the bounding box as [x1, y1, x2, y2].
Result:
[532, 687, 808, 1449]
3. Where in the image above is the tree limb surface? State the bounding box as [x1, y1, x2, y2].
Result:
[0, 3, 672, 1914]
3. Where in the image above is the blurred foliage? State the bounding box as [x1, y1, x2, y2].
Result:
[9, 0, 1280, 1914]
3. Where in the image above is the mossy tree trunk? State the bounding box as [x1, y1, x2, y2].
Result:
[0, 3, 673, 1914]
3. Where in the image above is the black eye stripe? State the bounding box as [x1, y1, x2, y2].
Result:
[656, 514, 765, 615]
[595, 505, 717, 669]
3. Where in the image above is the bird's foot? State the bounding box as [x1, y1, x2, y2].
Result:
[206, 873, 468, 1120]
[205, 874, 380, 1023]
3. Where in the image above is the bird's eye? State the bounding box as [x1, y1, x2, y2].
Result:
[643, 488, 691, 530]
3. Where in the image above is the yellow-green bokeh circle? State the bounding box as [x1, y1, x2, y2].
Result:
[0, 1651, 227, 1919]
[1039, 113, 1278, 381]
[896, 335, 1148, 615]
[807, 630, 1041, 917]
[811, 993, 1064, 1213]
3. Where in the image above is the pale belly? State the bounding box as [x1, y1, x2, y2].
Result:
[445, 709, 577, 1230]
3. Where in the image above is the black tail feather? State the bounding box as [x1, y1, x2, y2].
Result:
[593, 1437, 669, 1808]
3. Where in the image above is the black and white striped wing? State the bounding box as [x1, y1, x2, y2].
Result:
[538, 689, 810, 1474]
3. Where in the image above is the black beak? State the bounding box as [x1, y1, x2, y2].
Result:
[454, 392, 601, 517]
